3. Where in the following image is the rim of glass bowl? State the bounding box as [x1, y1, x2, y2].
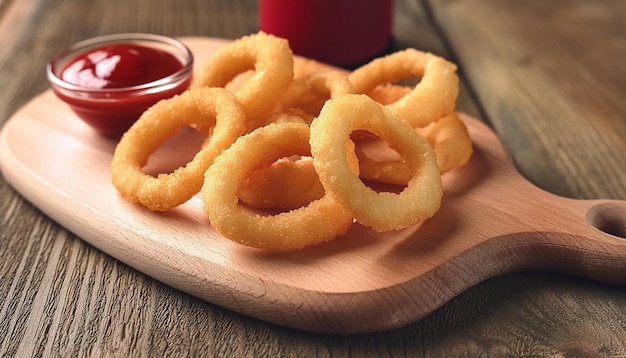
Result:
[46, 33, 194, 95]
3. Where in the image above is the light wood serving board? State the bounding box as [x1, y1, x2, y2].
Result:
[1, 37, 625, 334]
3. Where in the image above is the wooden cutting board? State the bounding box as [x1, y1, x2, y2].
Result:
[1, 37, 625, 334]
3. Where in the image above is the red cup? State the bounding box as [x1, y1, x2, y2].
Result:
[259, 0, 393, 67]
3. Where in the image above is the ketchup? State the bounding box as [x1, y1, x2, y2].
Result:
[61, 44, 183, 89]
[49, 39, 193, 138]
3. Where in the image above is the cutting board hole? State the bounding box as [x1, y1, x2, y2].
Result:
[586, 202, 626, 239]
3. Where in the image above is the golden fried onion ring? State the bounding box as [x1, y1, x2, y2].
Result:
[190, 32, 294, 131]
[349, 49, 459, 128]
[202, 122, 354, 251]
[310, 94, 443, 232]
[417, 112, 473, 174]
[111, 87, 247, 211]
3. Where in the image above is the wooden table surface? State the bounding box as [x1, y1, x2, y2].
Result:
[1, 0, 625, 356]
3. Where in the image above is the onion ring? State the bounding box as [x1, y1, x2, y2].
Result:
[202, 122, 354, 251]
[310, 94, 443, 231]
[190, 32, 294, 131]
[349, 49, 459, 128]
[416, 112, 473, 174]
[111, 87, 247, 211]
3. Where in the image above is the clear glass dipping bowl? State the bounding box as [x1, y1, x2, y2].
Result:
[47, 33, 194, 137]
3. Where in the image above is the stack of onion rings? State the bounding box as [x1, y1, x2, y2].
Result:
[110, 31, 473, 250]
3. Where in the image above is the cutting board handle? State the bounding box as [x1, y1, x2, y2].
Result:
[445, 114, 626, 286]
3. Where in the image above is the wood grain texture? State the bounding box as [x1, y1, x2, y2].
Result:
[1, 0, 625, 356]
[430, 0, 626, 200]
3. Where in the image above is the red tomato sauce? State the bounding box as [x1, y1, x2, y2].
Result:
[60, 44, 183, 89]
[51, 43, 192, 137]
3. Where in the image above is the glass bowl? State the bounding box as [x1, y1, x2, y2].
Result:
[47, 33, 194, 138]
